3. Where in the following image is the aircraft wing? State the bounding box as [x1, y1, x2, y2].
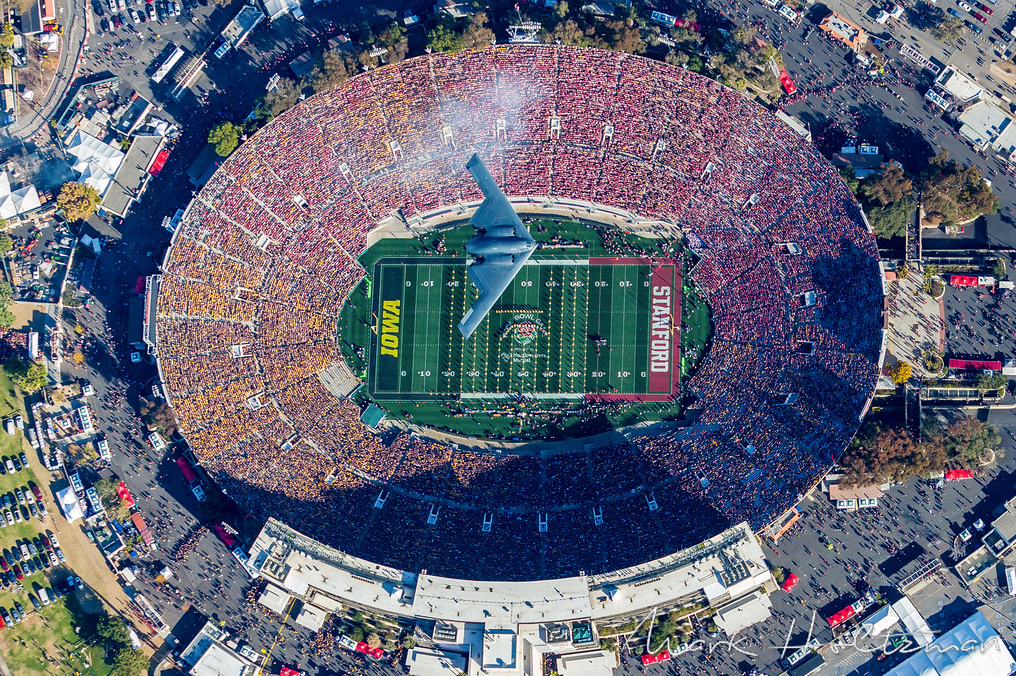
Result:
[457, 248, 535, 339]
[465, 154, 535, 246]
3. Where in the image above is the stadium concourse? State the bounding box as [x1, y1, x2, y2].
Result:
[153, 45, 885, 582]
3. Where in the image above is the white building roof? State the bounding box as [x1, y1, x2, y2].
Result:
[958, 101, 1014, 152]
[884, 611, 1016, 676]
[259, 0, 298, 20]
[936, 66, 983, 103]
[714, 590, 772, 635]
[407, 647, 468, 676]
[257, 583, 291, 615]
[588, 524, 771, 619]
[64, 130, 124, 197]
[190, 643, 254, 676]
[412, 575, 592, 629]
[294, 602, 328, 631]
[557, 650, 613, 676]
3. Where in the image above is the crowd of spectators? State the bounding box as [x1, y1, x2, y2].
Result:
[154, 45, 882, 581]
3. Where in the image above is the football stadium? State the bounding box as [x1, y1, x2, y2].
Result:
[154, 45, 886, 585]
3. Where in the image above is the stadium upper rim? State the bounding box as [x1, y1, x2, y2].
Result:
[154, 45, 885, 582]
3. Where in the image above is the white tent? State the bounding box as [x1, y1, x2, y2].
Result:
[55, 486, 84, 523]
[0, 172, 41, 219]
[885, 611, 1016, 676]
[64, 130, 124, 197]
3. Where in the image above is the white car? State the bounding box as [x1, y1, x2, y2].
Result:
[4, 420, 14, 436]
[128, 8, 138, 22]
[14, 415, 23, 431]
[3, 511, 12, 525]
[48, 534, 58, 549]
[958, 1, 972, 10]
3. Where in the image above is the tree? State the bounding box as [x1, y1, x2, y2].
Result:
[839, 165, 860, 194]
[427, 20, 463, 53]
[927, 416, 1001, 462]
[889, 360, 912, 384]
[350, 626, 364, 642]
[7, 360, 46, 392]
[867, 197, 916, 239]
[56, 182, 101, 222]
[0, 23, 13, 48]
[402, 636, 417, 649]
[993, 259, 1007, 281]
[839, 425, 946, 486]
[921, 151, 999, 225]
[976, 372, 1006, 393]
[307, 48, 350, 94]
[258, 78, 299, 120]
[931, 15, 964, 41]
[860, 165, 913, 207]
[111, 648, 148, 676]
[208, 122, 240, 157]
[460, 12, 495, 50]
[366, 632, 382, 649]
[98, 616, 131, 653]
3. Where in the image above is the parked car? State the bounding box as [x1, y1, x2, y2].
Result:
[13, 509, 22, 524]
[14, 415, 23, 431]
[14, 602, 25, 619]
[38, 588, 50, 606]
[26, 502, 36, 518]
[980, 2, 993, 12]
[3, 495, 11, 509]
[15, 489, 25, 506]
[0, 556, 8, 572]
[19, 453, 27, 468]
[973, 11, 988, 21]
[4, 459, 14, 474]
[12, 565, 22, 581]
[4, 512, 13, 526]
[28, 594, 39, 610]
[9, 605, 20, 623]
[30, 485, 42, 502]
[48, 534, 59, 549]
[55, 549, 65, 563]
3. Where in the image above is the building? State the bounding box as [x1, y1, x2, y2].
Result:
[178, 621, 259, 676]
[983, 495, 1016, 557]
[221, 4, 264, 49]
[830, 143, 884, 179]
[246, 519, 775, 676]
[818, 13, 867, 51]
[434, 0, 475, 17]
[258, 0, 300, 21]
[100, 134, 167, 218]
[925, 65, 982, 112]
[823, 471, 885, 512]
[63, 129, 125, 197]
[883, 611, 1016, 676]
[957, 100, 1016, 156]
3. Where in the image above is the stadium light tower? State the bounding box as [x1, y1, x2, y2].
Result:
[507, 21, 541, 43]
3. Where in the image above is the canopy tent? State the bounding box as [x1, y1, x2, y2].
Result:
[64, 130, 124, 197]
[117, 481, 135, 507]
[945, 469, 974, 481]
[0, 172, 41, 219]
[827, 605, 855, 627]
[948, 359, 1002, 371]
[56, 486, 84, 522]
[176, 457, 197, 483]
[781, 573, 799, 592]
[148, 149, 168, 177]
[950, 275, 979, 287]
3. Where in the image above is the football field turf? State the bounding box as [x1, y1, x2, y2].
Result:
[367, 257, 680, 400]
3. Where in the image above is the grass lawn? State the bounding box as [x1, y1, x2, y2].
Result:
[0, 367, 110, 675]
[0, 593, 108, 675]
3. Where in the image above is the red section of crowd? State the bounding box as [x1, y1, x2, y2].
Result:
[155, 45, 882, 581]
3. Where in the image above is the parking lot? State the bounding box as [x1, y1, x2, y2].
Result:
[6, 220, 74, 304]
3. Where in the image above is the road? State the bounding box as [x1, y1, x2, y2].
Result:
[1, 0, 86, 147]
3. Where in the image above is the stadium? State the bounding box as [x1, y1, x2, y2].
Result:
[154, 45, 886, 586]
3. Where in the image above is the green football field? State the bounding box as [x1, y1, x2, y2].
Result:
[367, 257, 681, 400]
